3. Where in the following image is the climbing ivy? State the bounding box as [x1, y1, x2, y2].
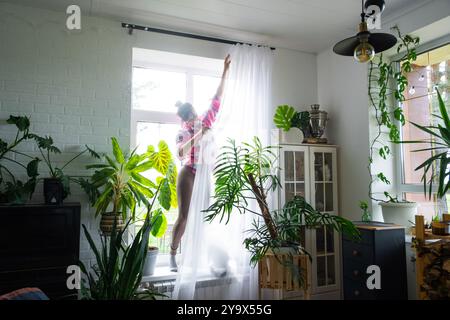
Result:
[364, 26, 420, 209]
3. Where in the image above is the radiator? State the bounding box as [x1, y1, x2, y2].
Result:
[142, 277, 242, 300]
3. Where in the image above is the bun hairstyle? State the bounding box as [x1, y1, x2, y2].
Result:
[175, 101, 195, 122]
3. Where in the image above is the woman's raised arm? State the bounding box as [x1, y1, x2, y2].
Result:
[215, 54, 231, 99]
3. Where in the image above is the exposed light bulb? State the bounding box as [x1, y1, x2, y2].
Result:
[354, 41, 375, 63]
[409, 86, 416, 95]
[419, 74, 425, 81]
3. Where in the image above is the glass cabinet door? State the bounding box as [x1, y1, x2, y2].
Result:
[310, 148, 339, 293]
[281, 148, 308, 204]
[280, 146, 310, 249]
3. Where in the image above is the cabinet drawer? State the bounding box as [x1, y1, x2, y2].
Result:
[343, 228, 373, 245]
[343, 258, 370, 281]
[343, 241, 374, 263]
[343, 278, 376, 300]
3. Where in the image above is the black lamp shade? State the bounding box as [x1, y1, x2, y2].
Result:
[333, 32, 397, 56]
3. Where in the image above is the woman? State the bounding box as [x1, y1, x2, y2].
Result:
[170, 55, 231, 272]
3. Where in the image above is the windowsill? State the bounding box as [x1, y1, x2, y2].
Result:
[141, 267, 247, 288]
[142, 267, 177, 282]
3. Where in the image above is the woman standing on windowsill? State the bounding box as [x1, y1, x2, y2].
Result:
[170, 54, 231, 272]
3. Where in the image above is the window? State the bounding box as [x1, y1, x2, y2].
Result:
[397, 43, 450, 222]
[131, 48, 222, 266]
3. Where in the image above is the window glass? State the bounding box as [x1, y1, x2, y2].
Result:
[404, 192, 450, 223]
[132, 67, 186, 112]
[401, 44, 450, 184]
[135, 122, 181, 254]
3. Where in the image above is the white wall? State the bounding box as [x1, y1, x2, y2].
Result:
[0, 3, 317, 267]
[316, 51, 372, 221]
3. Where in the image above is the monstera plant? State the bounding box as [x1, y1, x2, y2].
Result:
[84, 137, 177, 235]
[274, 105, 310, 140]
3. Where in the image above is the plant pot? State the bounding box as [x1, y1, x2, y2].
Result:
[143, 247, 159, 276]
[431, 221, 450, 236]
[279, 128, 304, 144]
[99, 213, 125, 236]
[43, 178, 64, 205]
[379, 202, 417, 227]
[260, 247, 309, 292]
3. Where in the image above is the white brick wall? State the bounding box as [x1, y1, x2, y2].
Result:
[0, 3, 131, 270]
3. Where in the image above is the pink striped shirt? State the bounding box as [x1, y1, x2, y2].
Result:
[176, 96, 221, 173]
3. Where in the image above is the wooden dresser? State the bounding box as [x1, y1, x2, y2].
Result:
[0, 203, 80, 299]
[342, 222, 407, 300]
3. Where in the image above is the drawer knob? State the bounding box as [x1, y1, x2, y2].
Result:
[353, 270, 360, 277]
[352, 250, 359, 256]
[354, 290, 360, 296]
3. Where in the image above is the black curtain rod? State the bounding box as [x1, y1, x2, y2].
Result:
[121, 23, 276, 51]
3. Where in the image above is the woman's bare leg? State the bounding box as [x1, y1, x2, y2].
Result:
[170, 165, 195, 271]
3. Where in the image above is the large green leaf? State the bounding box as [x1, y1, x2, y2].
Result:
[7, 115, 30, 131]
[150, 141, 171, 174]
[170, 182, 178, 208]
[273, 105, 296, 131]
[111, 137, 125, 164]
[151, 209, 168, 238]
[26, 158, 40, 178]
[133, 160, 154, 173]
[31, 135, 60, 153]
[437, 90, 450, 129]
[85, 145, 101, 159]
[157, 177, 171, 211]
[130, 172, 156, 188]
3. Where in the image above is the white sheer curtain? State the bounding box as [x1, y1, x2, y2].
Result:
[173, 44, 273, 300]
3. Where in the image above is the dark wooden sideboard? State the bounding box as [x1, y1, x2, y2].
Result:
[342, 222, 407, 300]
[0, 203, 80, 299]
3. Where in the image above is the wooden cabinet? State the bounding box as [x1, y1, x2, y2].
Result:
[278, 144, 340, 299]
[342, 224, 407, 300]
[0, 203, 81, 299]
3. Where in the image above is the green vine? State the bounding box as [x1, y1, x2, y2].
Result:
[366, 26, 420, 206]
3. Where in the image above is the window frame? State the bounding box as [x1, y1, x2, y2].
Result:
[394, 37, 450, 199]
[130, 53, 222, 267]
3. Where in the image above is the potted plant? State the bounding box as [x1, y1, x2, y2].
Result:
[85, 137, 177, 235]
[31, 135, 100, 205]
[398, 89, 450, 234]
[204, 137, 359, 287]
[79, 208, 166, 300]
[378, 192, 418, 226]
[362, 26, 420, 226]
[142, 208, 168, 276]
[273, 105, 310, 143]
[0, 115, 42, 204]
